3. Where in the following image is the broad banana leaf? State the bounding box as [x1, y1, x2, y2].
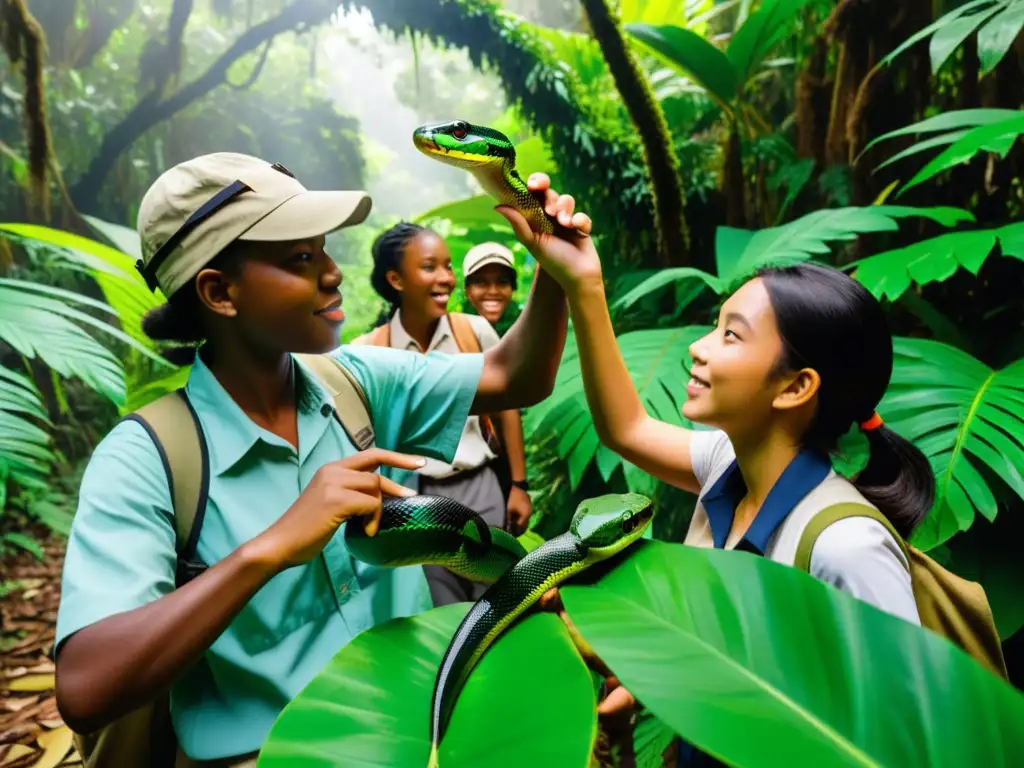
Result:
[882, 338, 1024, 551]
[0, 366, 54, 483]
[561, 540, 1024, 768]
[852, 221, 1024, 301]
[625, 23, 739, 105]
[257, 606, 597, 768]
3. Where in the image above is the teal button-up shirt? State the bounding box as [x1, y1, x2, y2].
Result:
[55, 344, 484, 759]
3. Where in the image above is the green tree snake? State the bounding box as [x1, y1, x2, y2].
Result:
[342, 120, 655, 766]
[343, 493, 654, 767]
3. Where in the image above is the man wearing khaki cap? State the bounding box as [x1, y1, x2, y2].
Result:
[53, 152, 593, 766]
[461, 241, 533, 537]
[463, 240, 519, 331]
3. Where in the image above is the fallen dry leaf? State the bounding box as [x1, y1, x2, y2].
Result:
[1, 697, 40, 714]
[37, 720, 63, 730]
[0, 744, 36, 767]
[4, 675, 54, 693]
[34, 724, 73, 768]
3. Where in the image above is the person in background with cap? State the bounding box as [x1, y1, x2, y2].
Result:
[52, 153, 592, 766]
[462, 240, 532, 534]
[463, 241, 520, 335]
[352, 224, 531, 608]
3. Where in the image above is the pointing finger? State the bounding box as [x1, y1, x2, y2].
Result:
[340, 449, 427, 473]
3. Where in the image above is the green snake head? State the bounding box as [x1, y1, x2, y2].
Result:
[570, 493, 654, 560]
[412, 120, 516, 170]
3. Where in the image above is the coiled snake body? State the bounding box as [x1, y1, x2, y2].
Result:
[343, 493, 654, 768]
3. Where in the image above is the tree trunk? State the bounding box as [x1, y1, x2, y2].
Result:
[579, 0, 691, 265]
[69, 0, 341, 211]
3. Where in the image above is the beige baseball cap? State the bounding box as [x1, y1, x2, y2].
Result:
[136, 152, 372, 296]
[463, 241, 516, 279]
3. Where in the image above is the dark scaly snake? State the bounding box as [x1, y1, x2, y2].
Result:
[343, 493, 655, 768]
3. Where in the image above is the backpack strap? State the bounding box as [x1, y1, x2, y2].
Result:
[448, 312, 482, 354]
[793, 502, 909, 574]
[122, 390, 210, 587]
[350, 322, 390, 347]
[294, 353, 376, 451]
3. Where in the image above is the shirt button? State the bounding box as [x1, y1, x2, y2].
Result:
[320, 403, 333, 417]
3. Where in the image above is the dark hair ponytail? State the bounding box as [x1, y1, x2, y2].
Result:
[369, 221, 428, 326]
[139, 242, 245, 366]
[757, 262, 935, 539]
[141, 289, 205, 366]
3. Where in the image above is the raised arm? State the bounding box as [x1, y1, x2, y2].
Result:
[470, 176, 588, 415]
[493, 177, 702, 494]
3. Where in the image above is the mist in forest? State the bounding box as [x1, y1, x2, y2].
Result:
[319, 8, 495, 221]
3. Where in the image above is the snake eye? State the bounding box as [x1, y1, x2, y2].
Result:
[622, 517, 637, 533]
[451, 121, 469, 140]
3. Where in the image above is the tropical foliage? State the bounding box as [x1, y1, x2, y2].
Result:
[258, 538, 1024, 766]
[3, 0, 1024, 765]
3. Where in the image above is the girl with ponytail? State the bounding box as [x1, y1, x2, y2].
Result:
[498, 175, 937, 740]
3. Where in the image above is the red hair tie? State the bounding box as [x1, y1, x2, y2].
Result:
[859, 411, 884, 432]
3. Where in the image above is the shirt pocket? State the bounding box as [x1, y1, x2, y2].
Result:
[230, 557, 337, 655]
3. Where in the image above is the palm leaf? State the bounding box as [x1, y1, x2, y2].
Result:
[528, 326, 708, 492]
[861, 108, 1022, 157]
[882, 338, 1024, 551]
[613, 205, 973, 319]
[561, 540, 1024, 768]
[0, 223, 166, 351]
[725, 205, 974, 285]
[0, 281, 127, 406]
[897, 112, 1024, 195]
[880, 0, 1012, 73]
[0, 366, 54, 483]
[976, 2, 1024, 72]
[852, 221, 1024, 301]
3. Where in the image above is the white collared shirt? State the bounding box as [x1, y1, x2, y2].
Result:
[684, 428, 920, 625]
[388, 310, 501, 479]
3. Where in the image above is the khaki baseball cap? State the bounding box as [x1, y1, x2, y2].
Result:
[463, 241, 515, 279]
[136, 152, 372, 296]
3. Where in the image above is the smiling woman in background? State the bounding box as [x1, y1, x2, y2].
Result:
[355, 223, 533, 606]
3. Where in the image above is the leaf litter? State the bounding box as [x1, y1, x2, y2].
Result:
[1, 540, 80, 766]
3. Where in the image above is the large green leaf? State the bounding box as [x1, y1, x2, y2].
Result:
[0, 366, 54, 483]
[862, 108, 1021, 173]
[613, 206, 973, 320]
[258, 606, 597, 768]
[725, 206, 974, 286]
[725, 0, 816, 86]
[852, 221, 1024, 301]
[0, 223, 165, 351]
[880, 0, 1012, 73]
[527, 327, 708, 492]
[883, 338, 1024, 551]
[897, 112, 1024, 195]
[561, 540, 1024, 768]
[0, 280, 127, 406]
[977, 2, 1024, 72]
[625, 23, 740, 105]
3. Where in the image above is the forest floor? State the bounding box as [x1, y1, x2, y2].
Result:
[0, 530, 81, 767]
